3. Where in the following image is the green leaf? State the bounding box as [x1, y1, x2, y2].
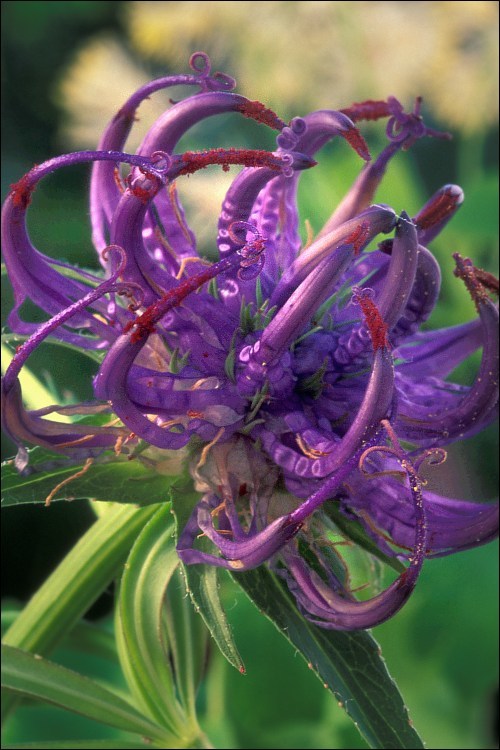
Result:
[172, 494, 245, 674]
[1, 645, 167, 742]
[1, 446, 191, 507]
[2, 504, 159, 721]
[234, 566, 424, 750]
[164, 567, 208, 719]
[2, 609, 117, 664]
[115, 505, 189, 737]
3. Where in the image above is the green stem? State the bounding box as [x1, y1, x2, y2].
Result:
[2, 503, 159, 723]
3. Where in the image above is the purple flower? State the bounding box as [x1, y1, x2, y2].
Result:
[2, 53, 498, 630]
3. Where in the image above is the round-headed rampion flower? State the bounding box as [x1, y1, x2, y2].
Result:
[2, 53, 498, 631]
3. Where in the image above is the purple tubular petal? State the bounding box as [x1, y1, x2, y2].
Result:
[3, 248, 128, 393]
[397, 299, 499, 444]
[93, 89, 286, 270]
[377, 213, 419, 331]
[129, 378, 242, 415]
[282, 540, 419, 630]
[320, 135, 457, 237]
[217, 167, 285, 259]
[1, 379, 126, 457]
[177, 499, 302, 570]
[413, 184, 464, 245]
[215, 156, 313, 312]
[1, 253, 137, 456]
[249, 174, 301, 282]
[260, 347, 394, 483]
[142, 185, 197, 269]
[395, 318, 482, 378]
[217, 153, 314, 256]
[270, 204, 397, 309]
[296, 110, 371, 161]
[282, 461, 427, 630]
[424, 497, 498, 556]
[90, 60, 235, 251]
[345, 472, 498, 557]
[138, 92, 266, 156]
[4, 152, 165, 346]
[320, 90, 454, 233]
[390, 245, 441, 342]
[94, 332, 191, 449]
[259, 244, 354, 364]
[334, 213, 419, 366]
[304, 347, 394, 482]
[94, 246, 262, 447]
[130, 92, 297, 300]
[109, 183, 176, 305]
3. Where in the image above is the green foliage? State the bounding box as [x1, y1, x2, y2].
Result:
[1, 446, 192, 508]
[1, 448, 431, 748]
[235, 567, 424, 750]
[1, 4, 498, 748]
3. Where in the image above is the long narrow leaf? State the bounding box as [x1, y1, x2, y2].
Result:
[2, 503, 159, 721]
[164, 567, 208, 719]
[1, 446, 190, 507]
[2, 645, 167, 742]
[172, 495, 245, 674]
[2, 610, 117, 664]
[116, 505, 187, 736]
[235, 566, 424, 750]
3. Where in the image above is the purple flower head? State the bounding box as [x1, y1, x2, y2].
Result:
[2, 53, 498, 630]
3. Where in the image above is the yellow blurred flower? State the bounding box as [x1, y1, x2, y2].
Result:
[57, 36, 172, 152]
[126, 0, 498, 131]
[57, 0, 498, 154]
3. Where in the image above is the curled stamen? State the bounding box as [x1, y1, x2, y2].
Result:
[385, 96, 452, 150]
[228, 220, 261, 246]
[229, 221, 267, 272]
[413, 448, 447, 473]
[115, 282, 146, 312]
[148, 150, 172, 174]
[358, 445, 405, 478]
[276, 117, 307, 150]
[189, 51, 212, 76]
[100, 244, 128, 275]
[44, 458, 94, 507]
[296, 433, 331, 459]
[358, 442, 446, 485]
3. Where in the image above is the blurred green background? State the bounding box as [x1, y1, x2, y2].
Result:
[1, 2, 498, 748]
